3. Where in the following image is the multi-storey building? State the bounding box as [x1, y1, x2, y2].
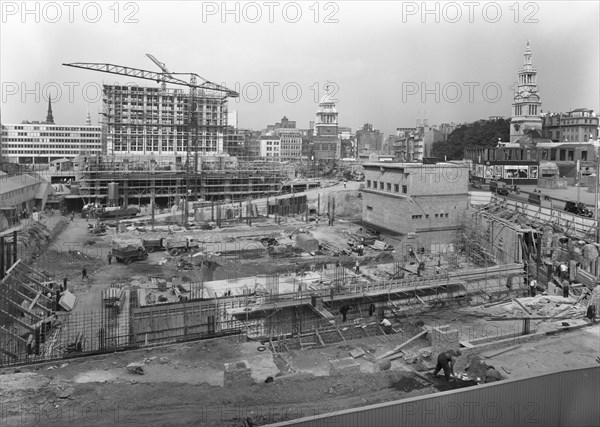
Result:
[278, 130, 302, 160]
[362, 162, 469, 247]
[1, 100, 101, 165]
[259, 135, 280, 158]
[102, 84, 229, 156]
[356, 123, 384, 159]
[510, 42, 542, 142]
[542, 109, 599, 142]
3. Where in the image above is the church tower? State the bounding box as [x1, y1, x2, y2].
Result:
[46, 96, 55, 124]
[510, 41, 542, 142]
[315, 86, 338, 137]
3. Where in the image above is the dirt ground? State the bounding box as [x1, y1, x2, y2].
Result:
[3, 182, 599, 426]
[1, 324, 598, 427]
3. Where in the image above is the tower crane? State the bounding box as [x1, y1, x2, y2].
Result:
[63, 56, 239, 227]
[145, 54, 172, 92]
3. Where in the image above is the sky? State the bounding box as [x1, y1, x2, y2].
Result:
[1, 1, 599, 137]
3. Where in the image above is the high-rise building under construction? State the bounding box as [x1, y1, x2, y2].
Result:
[102, 84, 229, 156]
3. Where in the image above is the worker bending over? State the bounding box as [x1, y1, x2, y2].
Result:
[433, 349, 461, 381]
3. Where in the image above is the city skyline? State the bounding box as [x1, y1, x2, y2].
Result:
[1, 1, 599, 137]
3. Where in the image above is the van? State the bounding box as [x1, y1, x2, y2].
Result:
[489, 180, 509, 195]
[528, 193, 541, 206]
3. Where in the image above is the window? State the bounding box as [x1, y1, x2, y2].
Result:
[367, 180, 371, 188]
[581, 151, 588, 161]
[387, 183, 391, 191]
[379, 182, 384, 190]
[402, 185, 407, 194]
[366, 206, 373, 211]
[394, 184, 399, 192]
[425, 214, 429, 219]
[435, 214, 439, 218]
[559, 150, 566, 161]
[445, 213, 449, 218]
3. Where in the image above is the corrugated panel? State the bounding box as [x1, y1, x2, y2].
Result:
[266, 367, 600, 427]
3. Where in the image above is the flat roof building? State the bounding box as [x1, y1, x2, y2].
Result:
[362, 162, 469, 247]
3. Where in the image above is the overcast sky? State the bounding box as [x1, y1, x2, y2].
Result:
[1, 1, 599, 137]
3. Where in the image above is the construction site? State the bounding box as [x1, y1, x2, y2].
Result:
[0, 55, 598, 426]
[1, 179, 599, 426]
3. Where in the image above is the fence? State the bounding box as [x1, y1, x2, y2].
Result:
[267, 366, 600, 427]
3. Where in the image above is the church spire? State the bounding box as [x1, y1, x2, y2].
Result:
[46, 96, 54, 124]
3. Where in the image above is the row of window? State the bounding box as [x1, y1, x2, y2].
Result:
[366, 180, 408, 194]
[411, 213, 449, 219]
[7, 126, 98, 131]
[0, 186, 36, 200]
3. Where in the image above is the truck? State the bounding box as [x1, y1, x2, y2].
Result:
[112, 245, 148, 264]
[489, 180, 509, 196]
[98, 207, 139, 220]
[142, 237, 166, 253]
[165, 237, 200, 256]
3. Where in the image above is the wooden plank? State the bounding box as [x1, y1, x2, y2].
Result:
[512, 299, 532, 315]
[484, 345, 521, 359]
[0, 308, 35, 332]
[0, 347, 18, 360]
[28, 291, 42, 312]
[0, 325, 27, 344]
[488, 316, 572, 320]
[7, 299, 42, 322]
[376, 330, 428, 360]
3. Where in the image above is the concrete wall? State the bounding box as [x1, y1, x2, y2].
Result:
[361, 163, 468, 243]
[268, 366, 600, 427]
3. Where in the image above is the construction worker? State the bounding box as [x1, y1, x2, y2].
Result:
[433, 349, 461, 381]
[339, 305, 350, 322]
[82, 267, 88, 281]
[529, 279, 537, 297]
[484, 365, 502, 383]
[107, 251, 113, 265]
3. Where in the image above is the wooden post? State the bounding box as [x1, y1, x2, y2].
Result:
[12, 231, 17, 265]
[317, 193, 320, 216]
[0, 236, 4, 280]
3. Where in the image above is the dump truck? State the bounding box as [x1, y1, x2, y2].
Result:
[165, 237, 200, 256]
[112, 245, 148, 264]
[142, 237, 166, 253]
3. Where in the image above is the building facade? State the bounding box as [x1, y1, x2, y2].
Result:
[1, 113, 101, 165]
[259, 135, 281, 158]
[510, 42, 542, 142]
[542, 108, 599, 142]
[465, 141, 598, 185]
[362, 162, 469, 247]
[278, 130, 303, 160]
[356, 123, 384, 158]
[102, 84, 230, 155]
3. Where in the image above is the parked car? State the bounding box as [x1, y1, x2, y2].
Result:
[565, 201, 593, 217]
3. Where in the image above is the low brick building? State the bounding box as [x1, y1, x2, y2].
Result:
[361, 162, 469, 248]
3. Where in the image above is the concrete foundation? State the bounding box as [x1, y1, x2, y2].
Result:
[224, 360, 253, 388]
[329, 357, 361, 375]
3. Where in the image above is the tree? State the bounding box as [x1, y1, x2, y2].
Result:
[432, 118, 510, 160]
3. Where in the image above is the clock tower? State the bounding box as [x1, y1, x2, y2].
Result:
[510, 41, 542, 142]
